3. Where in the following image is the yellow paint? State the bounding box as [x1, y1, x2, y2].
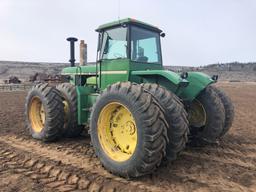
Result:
[189, 99, 207, 127]
[97, 102, 137, 162]
[62, 100, 69, 125]
[29, 96, 45, 133]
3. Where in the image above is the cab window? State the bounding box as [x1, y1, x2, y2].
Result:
[131, 26, 162, 64]
[101, 27, 127, 60]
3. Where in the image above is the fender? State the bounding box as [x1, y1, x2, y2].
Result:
[131, 70, 215, 101]
[178, 72, 215, 101]
[131, 70, 189, 93]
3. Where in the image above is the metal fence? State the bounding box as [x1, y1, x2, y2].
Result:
[0, 84, 32, 92]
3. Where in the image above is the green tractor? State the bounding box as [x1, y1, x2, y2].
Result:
[25, 18, 234, 178]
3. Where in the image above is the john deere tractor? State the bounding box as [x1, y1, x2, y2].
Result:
[25, 18, 234, 178]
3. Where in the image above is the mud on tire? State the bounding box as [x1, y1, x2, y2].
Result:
[25, 83, 64, 141]
[90, 82, 168, 178]
[56, 83, 84, 137]
[142, 83, 189, 161]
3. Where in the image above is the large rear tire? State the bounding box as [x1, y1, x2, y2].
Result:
[25, 83, 64, 142]
[188, 86, 225, 145]
[210, 86, 234, 137]
[90, 82, 168, 178]
[142, 83, 189, 161]
[56, 83, 84, 137]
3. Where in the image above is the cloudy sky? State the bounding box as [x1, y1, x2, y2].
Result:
[0, 0, 255, 66]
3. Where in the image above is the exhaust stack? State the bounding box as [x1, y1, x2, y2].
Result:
[66, 37, 78, 67]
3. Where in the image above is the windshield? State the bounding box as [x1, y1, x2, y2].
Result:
[101, 27, 127, 60]
[131, 26, 162, 64]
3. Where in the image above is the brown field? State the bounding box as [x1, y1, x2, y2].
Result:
[0, 82, 255, 192]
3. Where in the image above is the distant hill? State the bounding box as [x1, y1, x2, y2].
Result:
[0, 61, 68, 82]
[0, 61, 255, 83]
[165, 62, 256, 72]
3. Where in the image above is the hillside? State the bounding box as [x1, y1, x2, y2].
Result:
[0, 61, 68, 82]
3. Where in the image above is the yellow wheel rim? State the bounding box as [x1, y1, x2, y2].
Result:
[29, 96, 45, 133]
[63, 100, 69, 114]
[189, 99, 207, 127]
[62, 100, 69, 125]
[97, 102, 137, 162]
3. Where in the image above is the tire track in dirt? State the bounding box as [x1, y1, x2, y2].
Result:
[1, 83, 256, 192]
[222, 142, 256, 155]
[161, 150, 256, 192]
[186, 145, 256, 168]
[7, 134, 255, 192]
[0, 136, 163, 192]
[146, 151, 256, 192]
[0, 143, 148, 192]
[182, 151, 255, 171]
[164, 167, 252, 192]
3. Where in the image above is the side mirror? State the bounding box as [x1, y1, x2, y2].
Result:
[160, 33, 166, 38]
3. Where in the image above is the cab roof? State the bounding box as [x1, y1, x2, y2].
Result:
[96, 18, 162, 33]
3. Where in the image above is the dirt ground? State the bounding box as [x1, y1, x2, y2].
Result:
[0, 82, 255, 192]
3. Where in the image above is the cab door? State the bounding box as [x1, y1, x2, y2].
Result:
[99, 26, 130, 89]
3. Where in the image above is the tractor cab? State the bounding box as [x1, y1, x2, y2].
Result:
[96, 18, 164, 67]
[95, 18, 165, 88]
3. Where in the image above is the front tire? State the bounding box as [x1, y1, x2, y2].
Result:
[188, 86, 225, 145]
[25, 83, 64, 141]
[90, 82, 168, 178]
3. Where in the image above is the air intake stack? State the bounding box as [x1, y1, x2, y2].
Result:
[66, 37, 78, 67]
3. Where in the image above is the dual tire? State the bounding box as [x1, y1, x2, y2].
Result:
[188, 85, 234, 145]
[25, 83, 64, 141]
[142, 83, 189, 161]
[90, 82, 190, 177]
[56, 83, 83, 137]
[90, 82, 169, 177]
[25, 83, 83, 142]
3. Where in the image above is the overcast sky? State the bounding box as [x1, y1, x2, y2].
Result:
[0, 0, 255, 66]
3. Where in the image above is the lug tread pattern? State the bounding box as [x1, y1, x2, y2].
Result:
[56, 83, 84, 137]
[25, 83, 64, 141]
[189, 86, 225, 145]
[142, 83, 189, 160]
[90, 82, 168, 178]
[210, 86, 235, 137]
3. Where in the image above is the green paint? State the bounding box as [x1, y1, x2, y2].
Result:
[130, 70, 189, 96]
[86, 76, 96, 84]
[76, 86, 98, 125]
[178, 72, 214, 100]
[62, 65, 96, 75]
[96, 18, 162, 32]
